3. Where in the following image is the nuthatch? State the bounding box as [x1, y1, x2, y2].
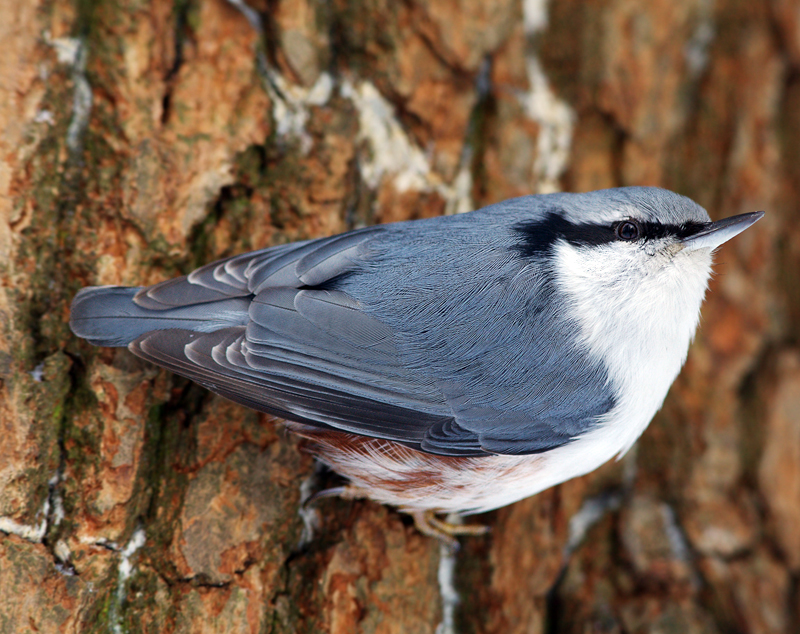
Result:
[70, 187, 763, 540]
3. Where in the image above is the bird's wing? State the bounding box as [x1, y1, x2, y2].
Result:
[124, 214, 612, 457]
[130, 287, 481, 455]
[125, 227, 486, 456]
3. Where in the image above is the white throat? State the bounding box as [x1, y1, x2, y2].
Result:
[552, 240, 713, 455]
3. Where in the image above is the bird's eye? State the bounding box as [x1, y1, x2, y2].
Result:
[616, 220, 640, 241]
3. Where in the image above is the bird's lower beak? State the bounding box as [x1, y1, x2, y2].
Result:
[681, 211, 765, 252]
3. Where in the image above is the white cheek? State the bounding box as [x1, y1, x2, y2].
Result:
[552, 241, 713, 456]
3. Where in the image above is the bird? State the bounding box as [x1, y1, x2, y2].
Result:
[70, 187, 763, 541]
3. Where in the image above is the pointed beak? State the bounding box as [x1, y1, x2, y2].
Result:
[681, 211, 765, 252]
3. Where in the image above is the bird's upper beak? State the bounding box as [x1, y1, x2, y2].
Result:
[681, 211, 765, 252]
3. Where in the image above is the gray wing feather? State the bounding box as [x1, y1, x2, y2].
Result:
[247, 241, 324, 291]
[294, 228, 382, 286]
[131, 327, 457, 448]
[134, 227, 380, 303]
[70, 286, 250, 346]
[294, 291, 395, 353]
[135, 242, 311, 309]
[133, 276, 241, 309]
[244, 288, 444, 410]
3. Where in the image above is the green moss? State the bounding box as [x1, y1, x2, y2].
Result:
[329, 0, 399, 76]
[131, 390, 200, 566]
[119, 567, 171, 634]
[81, 579, 116, 633]
[183, 0, 202, 35]
[73, 0, 102, 40]
[185, 139, 315, 268]
[60, 368, 102, 487]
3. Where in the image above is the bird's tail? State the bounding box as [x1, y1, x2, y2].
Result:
[69, 286, 250, 347]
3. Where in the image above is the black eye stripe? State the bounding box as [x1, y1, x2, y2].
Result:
[637, 220, 707, 241]
[512, 210, 709, 258]
[512, 212, 615, 258]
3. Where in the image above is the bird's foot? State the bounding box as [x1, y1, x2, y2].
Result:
[303, 488, 490, 548]
[411, 511, 490, 549]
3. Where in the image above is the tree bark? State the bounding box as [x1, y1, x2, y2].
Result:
[1, 0, 799, 632]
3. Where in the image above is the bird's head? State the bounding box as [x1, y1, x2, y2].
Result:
[511, 187, 763, 438]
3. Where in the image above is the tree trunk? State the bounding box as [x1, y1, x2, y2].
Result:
[1, 0, 799, 632]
